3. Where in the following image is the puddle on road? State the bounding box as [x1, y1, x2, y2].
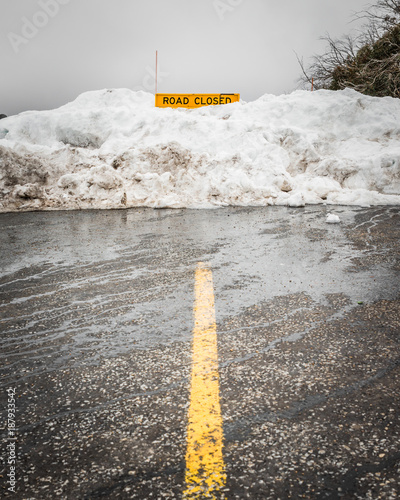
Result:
[0, 206, 399, 383]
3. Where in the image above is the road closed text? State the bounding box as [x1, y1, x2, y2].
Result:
[155, 94, 240, 108]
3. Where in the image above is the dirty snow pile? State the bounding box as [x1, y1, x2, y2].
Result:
[1, 88, 400, 212]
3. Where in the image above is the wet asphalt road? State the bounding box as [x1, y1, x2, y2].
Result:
[0, 205, 399, 499]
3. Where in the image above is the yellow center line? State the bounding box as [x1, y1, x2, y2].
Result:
[183, 263, 226, 499]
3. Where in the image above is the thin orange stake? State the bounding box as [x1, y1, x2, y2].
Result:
[155, 50, 158, 95]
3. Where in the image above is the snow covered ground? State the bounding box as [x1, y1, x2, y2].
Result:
[0, 88, 399, 212]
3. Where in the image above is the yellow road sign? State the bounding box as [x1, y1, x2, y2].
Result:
[155, 93, 240, 108]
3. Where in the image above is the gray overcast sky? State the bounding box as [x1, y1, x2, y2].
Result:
[1, 0, 369, 116]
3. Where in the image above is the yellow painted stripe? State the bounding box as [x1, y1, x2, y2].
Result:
[183, 263, 226, 499]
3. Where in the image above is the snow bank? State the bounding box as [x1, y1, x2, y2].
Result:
[1, 88, 400, 212]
